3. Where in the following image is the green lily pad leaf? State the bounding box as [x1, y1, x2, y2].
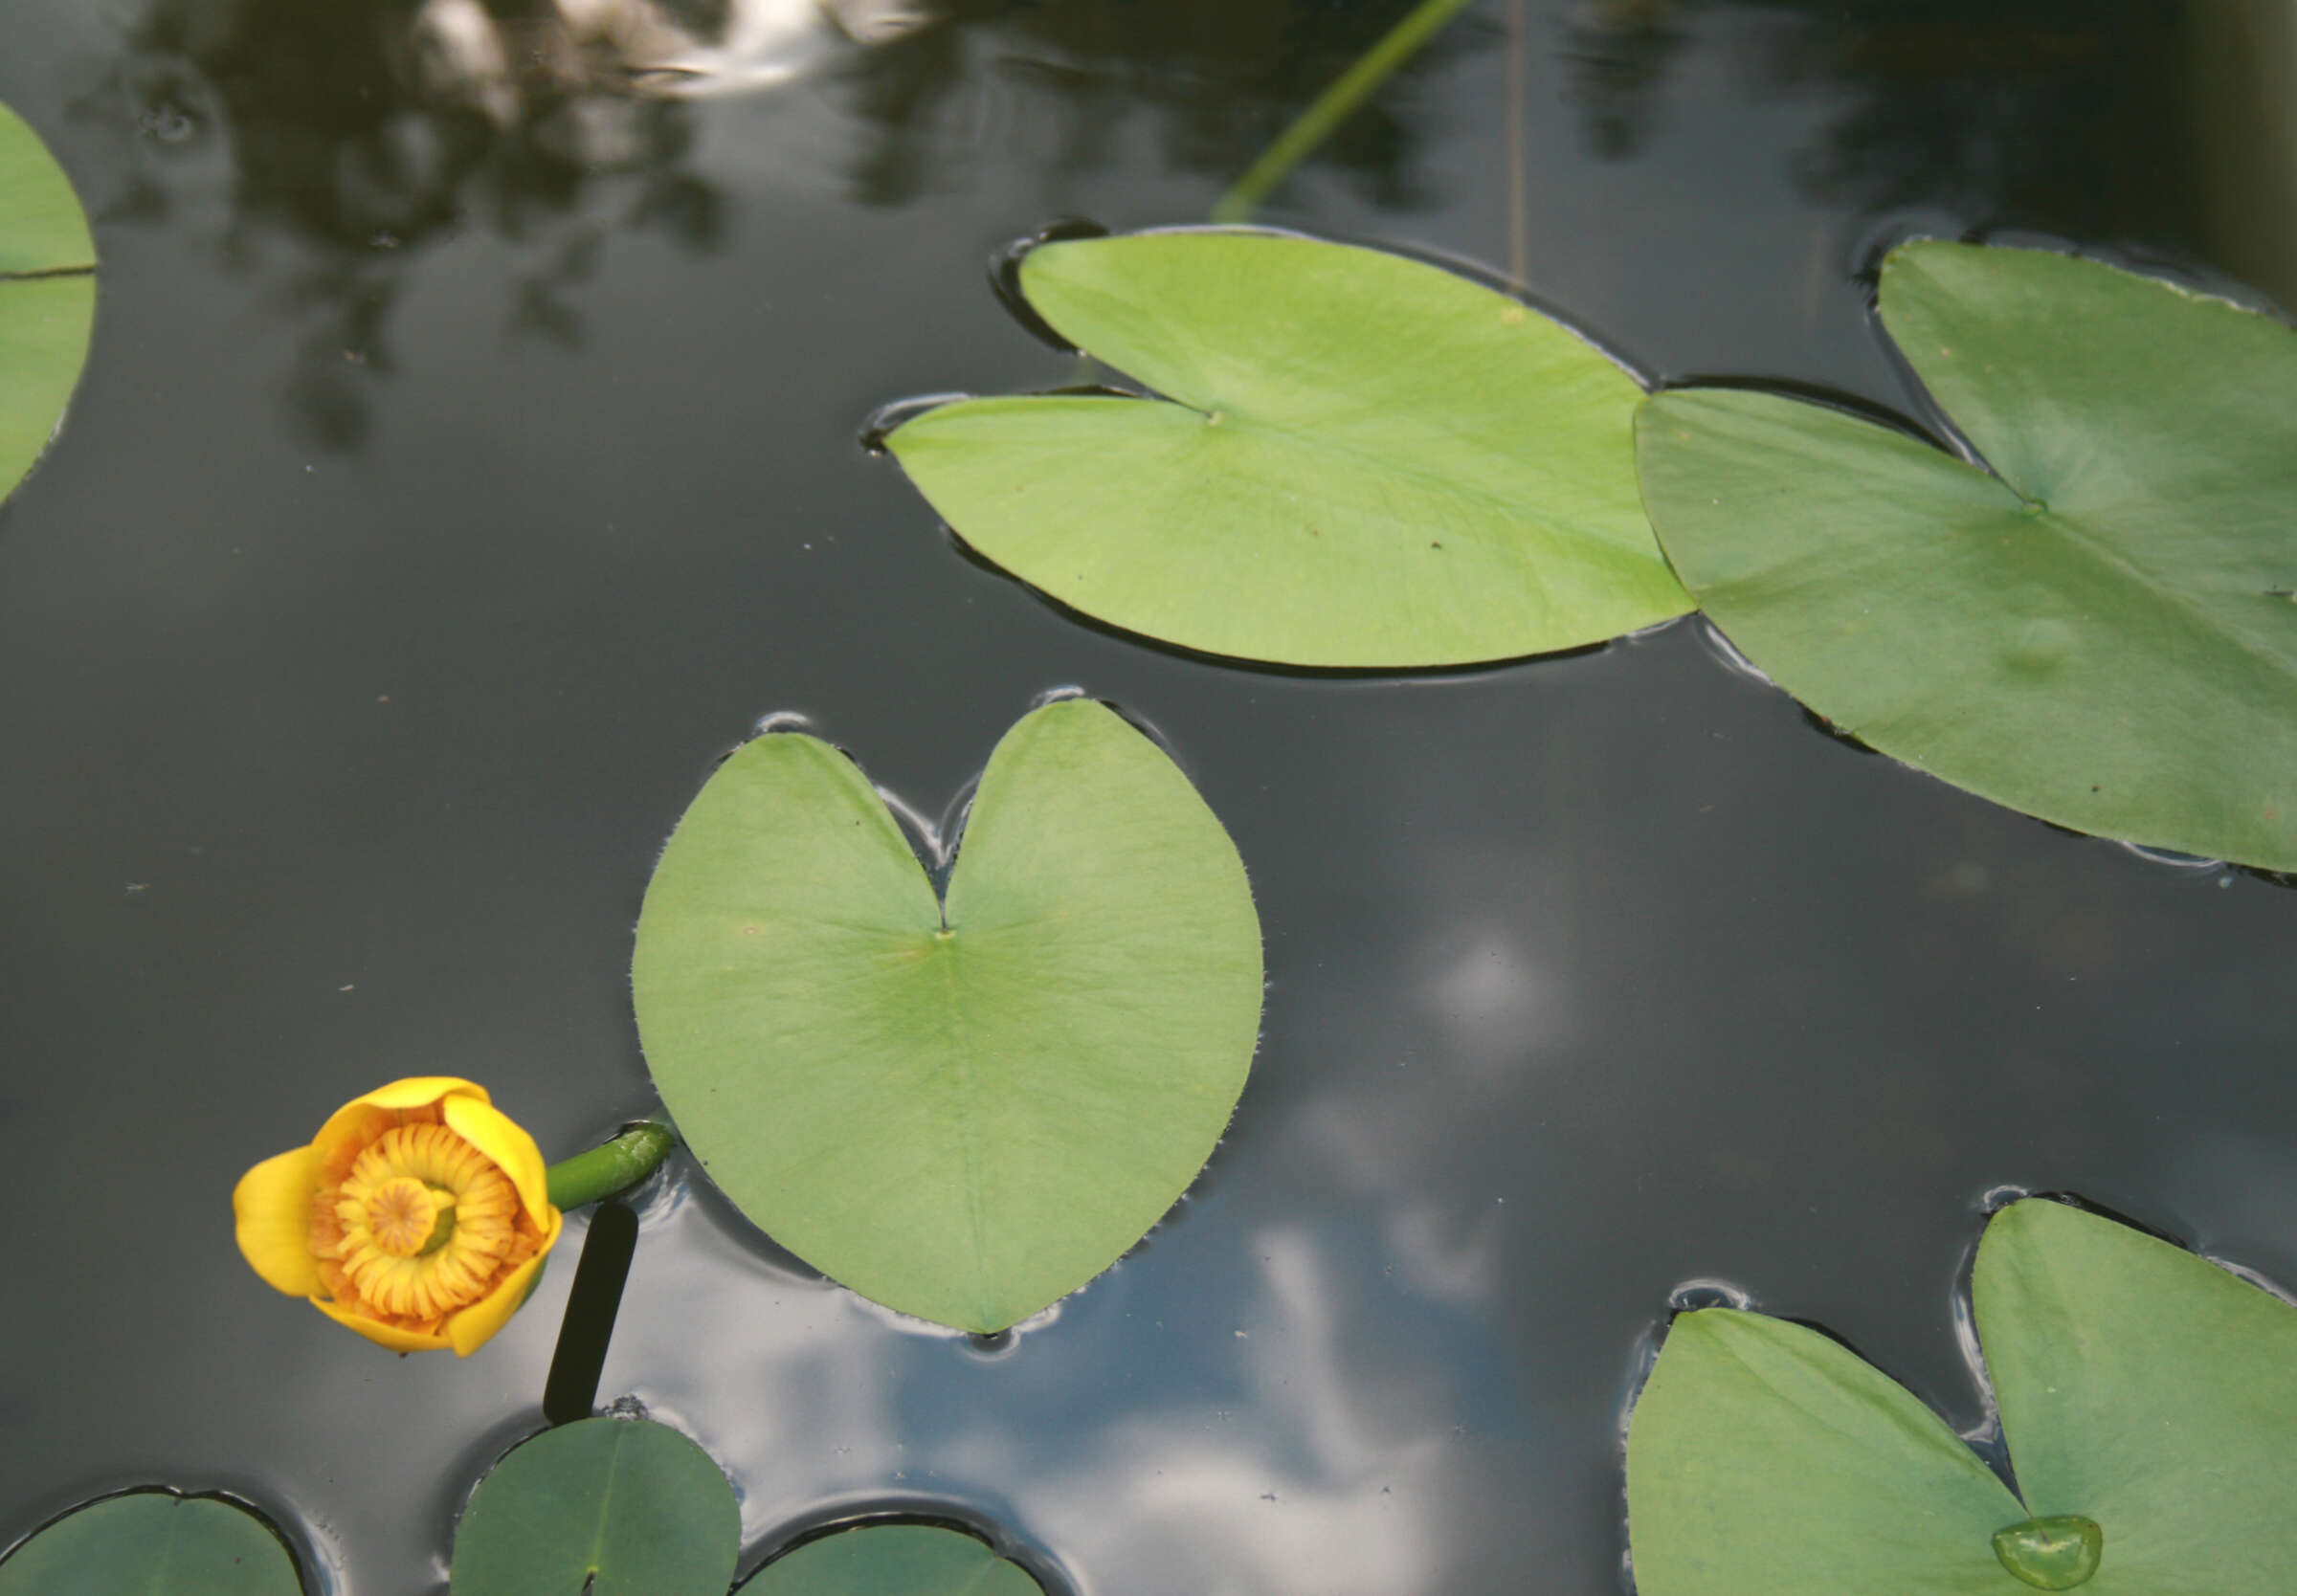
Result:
[1637, 240, 2297, 870]
[741, 1524, 1043, 1595]
[1628, 1198, 2297, 1592]
[885, 231, 1690, 667]
[1, 99, 97, 505]
[0, 1491, 302, 1596]
[632, 698, 1262, 1333]
[1974, 1198, 2297, 1592]
[1625, 1308, 2023, 1595]
[449, 1417, 740, 1596]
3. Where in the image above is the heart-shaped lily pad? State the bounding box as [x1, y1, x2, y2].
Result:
[885, 230, 1690, 667]
[1637, 240, 2297, 870]
[1626, 1197, 2297, 1593]
[1, 99, 96, 506]
[632, 698, 1262, 1333]
[741, 1524, 1043, 1594]
[0, 1491, 302, 1596]
[449, 1417, 740, 1596]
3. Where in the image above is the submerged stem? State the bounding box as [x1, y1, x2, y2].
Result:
[1213, 0, 1479, 223]
[545, 1121, 679, 1210]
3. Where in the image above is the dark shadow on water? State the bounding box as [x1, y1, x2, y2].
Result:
[1564, 1, 2196, 255]
[1797, 704, 1877, 756]
[543, 1200, 641, 1426]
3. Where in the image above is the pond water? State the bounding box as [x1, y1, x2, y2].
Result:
[3, 2, 2294, 1592]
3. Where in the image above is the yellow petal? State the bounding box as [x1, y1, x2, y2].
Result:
[312, 1076, 491, 1167]
[443, 1094, 552, 1226]
[233, 1146, 323, 1297]
[356, 1075, 493, 1110]
[443, 1207, 564, 1356]
[309, 1294, 455, 1353]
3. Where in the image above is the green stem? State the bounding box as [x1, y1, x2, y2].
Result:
[545, 1121, 679, 1210]
[1212, 0, 1479, 223]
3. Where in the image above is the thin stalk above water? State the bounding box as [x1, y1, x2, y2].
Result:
[1213, 0, 1479, 223]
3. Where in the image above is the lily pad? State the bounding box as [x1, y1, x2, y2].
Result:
[1973, 1198, 2297, 1589]
[1637, 240, 2297, 870]
[632, 698, 1262, 1333]
[0, 1491, 302, 1596]
[449, 1417, 741, 1596]
[0, 99, 96, 505]
[741, 1524, 1043, 1595]
[1626, 1197, 2297, 1594]
[885, 230, 1690, 667]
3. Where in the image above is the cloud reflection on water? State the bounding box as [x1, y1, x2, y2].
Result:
[603, 1172, 1511, 1595]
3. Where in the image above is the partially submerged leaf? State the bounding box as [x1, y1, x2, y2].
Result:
[1638, 241, 2297, 870]
[888, 231, 1690, 667]
[632, 698, 1263, 1333]
[1974, 1198, 2297, 1593]
[0, 100, 96, 504]
[741, 1524, 1042, 1595]
[449, 1417, 740, 1596]
[1625, 1309, 2021, 1595]
[0, 1492, 301, 1596]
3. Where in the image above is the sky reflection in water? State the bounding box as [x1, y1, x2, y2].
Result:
[1, 2, 2294, 1594]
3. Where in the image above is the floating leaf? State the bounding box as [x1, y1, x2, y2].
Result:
[449, 1417, 740, 1596]
[886, 231, 1690, 667]
[1637, 240, 2297, 870]
[1625, 1309, 2021, 1594]
[1626, 1198, 2297, 1593]
[0, 1491, 301, 1596]
[0, 99, 96, 505]
[1973, 1198, 2297, 1591]
[633, 698, 1262, 1333]
[742, 1524, 1042, 1595]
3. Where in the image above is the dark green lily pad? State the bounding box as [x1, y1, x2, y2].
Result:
[1626, 1197, 2297, 1594]
[886, 231, 1689, 667]
[741, 1524, 1043, 1594]
[0, 1491, 301, 1596]
[632, 698, 1262, 1334]
[1638, 240, 2297, 870]
[449, 1417, 740, 1596]
[0, 100, 96, 505]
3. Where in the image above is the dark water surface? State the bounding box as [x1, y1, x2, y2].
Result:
[4, 2, 2294, 1591]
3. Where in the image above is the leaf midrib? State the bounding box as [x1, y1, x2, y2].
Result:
[583, 1427, 624, 1588]
[931, 933, 992, 1317]
[1997, 494, 2297, 698]
[989, 374, 1644, 569]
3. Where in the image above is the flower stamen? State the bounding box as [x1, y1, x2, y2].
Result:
[310, 1119, 544, 1332]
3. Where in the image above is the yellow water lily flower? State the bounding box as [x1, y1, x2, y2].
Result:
[234, 1077, 564, 1355]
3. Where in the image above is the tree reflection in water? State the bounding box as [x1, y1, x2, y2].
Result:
[96, 0, 2222, 449]
[110, 0, 747, 446]
[1563, 0, 2195, 248]
[100, 0, 1469, 447]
